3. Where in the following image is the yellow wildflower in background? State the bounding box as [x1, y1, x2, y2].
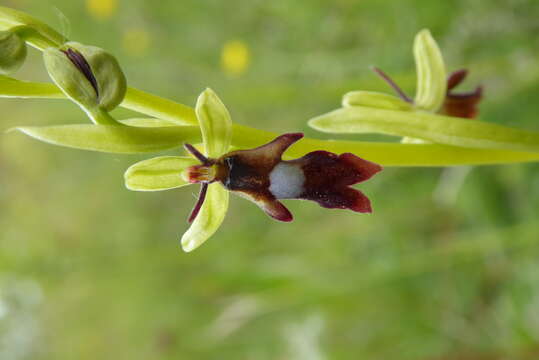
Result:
[86, 0, 118, 20]
[122, 28, 150, 56]
[221, 40, 250, 77]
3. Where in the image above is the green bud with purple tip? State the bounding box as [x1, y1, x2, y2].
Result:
[43, 42, 126, 124]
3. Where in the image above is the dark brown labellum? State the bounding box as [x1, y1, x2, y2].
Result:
[184, 133, 382, 222]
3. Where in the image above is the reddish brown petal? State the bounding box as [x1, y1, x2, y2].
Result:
[229, 133, 303, 167]
[447, 69, 468, 90]
[442, 69, 483, 119]
[301, 187, 372, 213]
[442, 86, 483, 119]
[217, 133, 304, 192]
[187, 183, 208, 223]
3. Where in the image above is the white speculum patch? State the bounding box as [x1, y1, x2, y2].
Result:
[269, 162, 305, 199]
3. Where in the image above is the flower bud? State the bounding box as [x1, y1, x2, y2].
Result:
[43, 42, 126, 112]
[0, 30, 27, 75]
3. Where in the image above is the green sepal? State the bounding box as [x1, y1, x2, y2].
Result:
[195, 88, 233, 158]
[181, 183, 229, 252]
[124, 156, 198, 191]
[413, 29, 447, 112]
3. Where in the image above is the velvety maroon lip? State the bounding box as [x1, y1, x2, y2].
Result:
[183, 133, 382, 223]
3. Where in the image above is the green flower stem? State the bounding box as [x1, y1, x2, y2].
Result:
[86, 106, 120, 125]
[309, 106, 539, 153]
[123, 87, 197, 126]
[0, 6, 65, 50]
[4, 77, 539, 166]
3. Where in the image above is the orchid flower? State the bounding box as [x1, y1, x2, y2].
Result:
[309, 29, 485, 144]
[125, 88, 382, 252]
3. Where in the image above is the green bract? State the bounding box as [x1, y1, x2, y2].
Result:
[0, 30, 26, 74]
[43, 42, 126, 124]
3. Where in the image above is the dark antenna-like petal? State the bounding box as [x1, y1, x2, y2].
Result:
[372, 67, 413, 103]
[188, 183, 208, 223]
[184, 143, 211, 166]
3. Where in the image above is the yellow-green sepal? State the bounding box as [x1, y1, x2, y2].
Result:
[413, 29, 447, 112]
[181, 183, 229, 252]
[195, 88, 232, 158]
[124, 156, 198, 191]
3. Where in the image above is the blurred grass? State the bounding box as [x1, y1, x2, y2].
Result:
[1, 0, 539, 359]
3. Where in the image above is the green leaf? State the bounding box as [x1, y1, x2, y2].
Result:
[342, 91, 413, 110]
[12, 123, 201, 153]
[181, 183, 229, 252]
[195, 88, 232, 157]
[414, 29, 446, 112]
[119, 118, 178, 127]
[0, 75, 63, 98]
[124, 156, 197, 191]
[308, 106, 539, 153]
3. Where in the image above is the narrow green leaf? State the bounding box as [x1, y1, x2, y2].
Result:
[12, 124, 200, 153]
[342, 91, 413, 110]
[414, 29, 446, 112]
[124, 156, 197, 191]
[309, 106, 539, 153]
[195, 88, 232, 157]
[181, 183, 229, 252]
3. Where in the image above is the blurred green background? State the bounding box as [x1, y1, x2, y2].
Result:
[2, 0, 539, 359]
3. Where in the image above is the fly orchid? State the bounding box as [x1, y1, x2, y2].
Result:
[125, 88, 382, 252]
[309, 29, 485, 145]
[183, 133, 382, 222]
